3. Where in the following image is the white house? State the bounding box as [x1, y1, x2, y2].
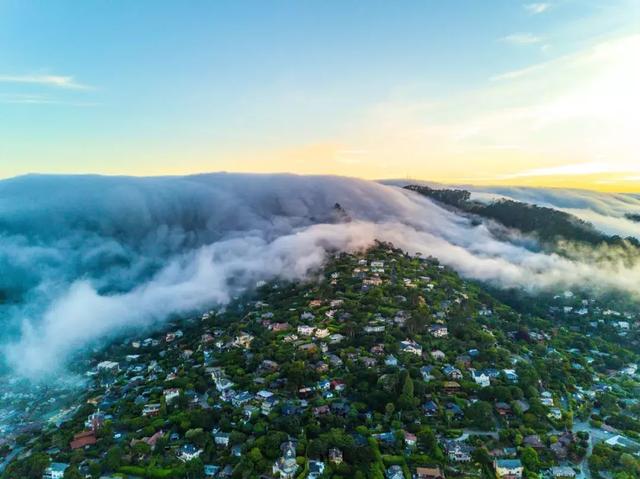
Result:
[43, 463, 69, 479]
[163, 388, 181, 404]
[429, 325, 449, 338]
[470, 370, 491, 388]
[315, 328, 330, 339]
[400, 340, 422, 356]
[297, 325, 315, 336]
[494, 459, 523, 479]
[178, 444, 203, 462]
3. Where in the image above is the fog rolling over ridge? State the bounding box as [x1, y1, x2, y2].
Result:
[1, 173, 639, 379]
[467, 186, 640, 240]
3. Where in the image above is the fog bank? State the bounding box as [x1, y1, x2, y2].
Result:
[1, 173, 639, 378]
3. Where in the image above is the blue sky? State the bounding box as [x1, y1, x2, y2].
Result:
[0, 0, 638, 190]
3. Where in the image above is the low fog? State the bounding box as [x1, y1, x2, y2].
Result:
[1, 173, 639, 378]
[468, 187, 640, 240]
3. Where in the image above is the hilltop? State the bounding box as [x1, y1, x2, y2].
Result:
[2, 244, 639, 479]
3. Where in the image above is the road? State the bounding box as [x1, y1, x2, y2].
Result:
[0, 446, 23, 474]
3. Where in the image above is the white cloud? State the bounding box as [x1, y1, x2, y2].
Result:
[0, 74, 91, 90]
[2, 173, 640, 378]
[524, 3, 551, 14]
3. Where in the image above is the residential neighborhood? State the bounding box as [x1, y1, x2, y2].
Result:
[1, 244, 639, 479]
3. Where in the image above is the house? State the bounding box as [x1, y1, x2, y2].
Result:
[328, 448, 343, 464]
[604, 435, 640, 452]
[313, 405, 330, 416]
[446, 402, 464, 419]
[315, 328, 330, 338]
[298, 343, 318, 353]
[233, 333, 254, 349]
[400, 339, 422, 356]
[522, 435, 544, 449]
[421, 366, 435, 382]
[375, 432, 396, 445]
[431, 350, 446, 360]
[231, 391, 253, 407]
[364, 324, 385, 333]
[327, 354, 343, 366]
[548, 407, 563, 420]
[271, 322, 290, 332]
[361, 356, 377, 368]
[442, 440, 473, 462]
[43, 462, 69, 479]
[416, 466, 446, 479]
[70, 430, 97, 449]
[84, 411, 106, 431]
[261, 396, 279, 415]
[96, 360, 119, 373]
[163, 388, 180, 404]
[404, 431, 417, 448]
[204, 465, 221, 477]
[297, 325, 315, 336]
[273, 441, 299, 479]
[386, 465, 404, 479]
[513, 399, 530, 413]
[308, 460, 326, 479]
[178, 444, 203, 462]
[550, 442, 568, 459]
[470, 369, 491, 388]
[502, 369, 519, 383]
[142, 403, 161, 416]
[231, 444, 243, 457]
[442, 364, 462, 380]
[494, 459, 523, 479]
[429, 325, 449, 337]
[495, 402, 512, 417]
[317, 379, 331, 391]
[213, 431, 230, 447]
[423, 400, 439, 416]
[330, 379, 346, 392]
[551, 466, 576, 478]
[385, 355, 399, 367]
[259, 359, 280, 373]
[443, 381, 460, 394]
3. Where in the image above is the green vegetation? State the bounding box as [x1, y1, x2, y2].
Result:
[2, 243, 639, 479]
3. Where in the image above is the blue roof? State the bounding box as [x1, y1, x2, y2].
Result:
[49, 463, 69, 472]
[496, 459, 522, 468]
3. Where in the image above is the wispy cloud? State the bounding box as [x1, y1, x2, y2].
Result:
[0, 74, 91, 90]
[501, 162, 635, 179]
[501, 33, 543, 45]
[524, 3, 551, 14]
[0, 93, 99, 107]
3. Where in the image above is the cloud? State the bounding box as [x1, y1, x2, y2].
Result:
[501, 33, 543, 45]
[468, 185, 640, 239]
[0, 74, 91, 90]
[500, 161, 631, 178]
[1, 173, 640, 378]
[524, 3, 550, 14]
[0, 93, 98, 107]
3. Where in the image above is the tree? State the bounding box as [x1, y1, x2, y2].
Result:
[521, 446, 540, 473]
[466, 401, 494, 430]
[104, 446, 123, 472]
[398, 374, 416, 411]
[63, 466, 83, 479]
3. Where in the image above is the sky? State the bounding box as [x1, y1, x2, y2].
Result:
[0, 0, 638, 191]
